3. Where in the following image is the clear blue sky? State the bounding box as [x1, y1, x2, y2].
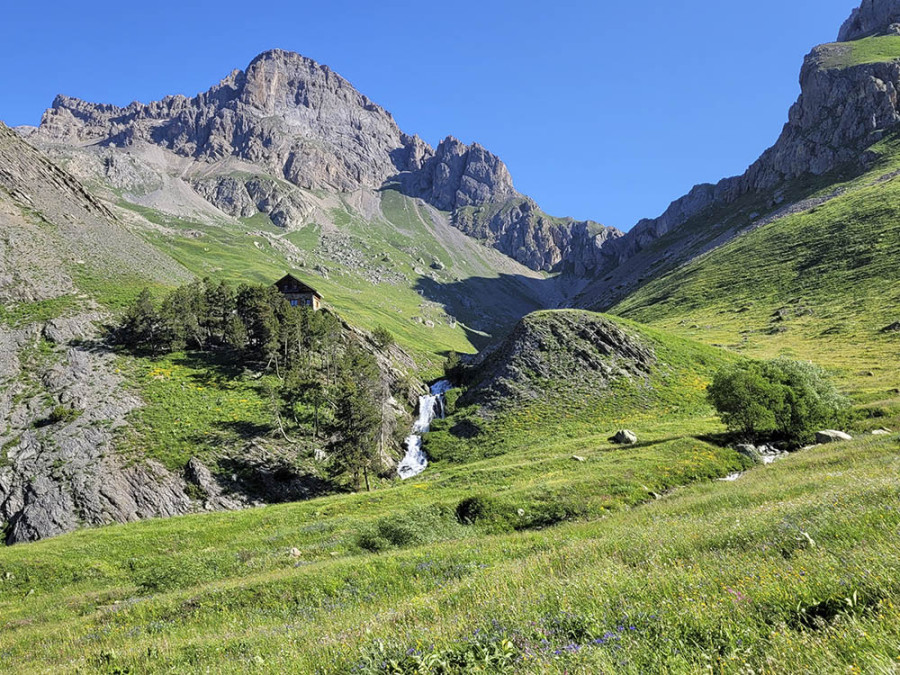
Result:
[2, 0, 855, 230]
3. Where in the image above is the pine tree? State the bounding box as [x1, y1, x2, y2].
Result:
[329, 345, 383, 491]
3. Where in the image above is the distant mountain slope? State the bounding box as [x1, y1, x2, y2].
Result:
[577, 2, 900, 309]
[27, 49, 621, 274]
[611, 131, 900, 395]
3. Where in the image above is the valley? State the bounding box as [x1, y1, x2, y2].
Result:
[1, 0, 899, 672]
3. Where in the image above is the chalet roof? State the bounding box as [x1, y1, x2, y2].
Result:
[274, 274, 323, 298]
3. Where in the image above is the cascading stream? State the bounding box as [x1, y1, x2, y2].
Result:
[397, 380, 451, 479]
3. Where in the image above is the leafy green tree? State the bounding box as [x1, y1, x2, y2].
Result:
[708, 357, 847, 445]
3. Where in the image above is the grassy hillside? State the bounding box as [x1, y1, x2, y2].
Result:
[426, 310, 735, 464]
[818, 35, 900, 69]
[611, 134, 900, 410]
[112, 188, 549, 370]
[0, 423, 896, 672]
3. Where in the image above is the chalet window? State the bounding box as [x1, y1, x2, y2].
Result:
[290, 300, 299, 307]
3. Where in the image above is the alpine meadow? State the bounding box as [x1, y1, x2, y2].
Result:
[1, 1, 899, 673]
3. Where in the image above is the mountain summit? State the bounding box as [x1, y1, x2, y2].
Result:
[35, 49, 621, 274]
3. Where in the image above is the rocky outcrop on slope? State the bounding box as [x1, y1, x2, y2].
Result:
[451, 197, 622, 273]
[405, 137, 517, 211]
[191, 175, 314, 227]
[461, 311, 656, 412]
[839, 0, 900, 41]
[0, 315, 196, 544]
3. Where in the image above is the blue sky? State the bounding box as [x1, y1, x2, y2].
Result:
[2, 0, 855, 230]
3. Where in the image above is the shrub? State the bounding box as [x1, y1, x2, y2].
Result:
[356, 506, 461, 552]
[371, 325, 395, 350]
[707, 357, 848, 445]
[48, 405, 82, 426]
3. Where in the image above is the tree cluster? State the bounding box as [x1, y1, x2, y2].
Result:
[707, 357, 848, 445]
[117, 280, 394, 489]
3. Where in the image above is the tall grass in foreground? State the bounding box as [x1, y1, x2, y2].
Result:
[0, 435, 897, 673]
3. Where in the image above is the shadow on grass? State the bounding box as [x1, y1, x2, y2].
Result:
[216, 454, 339, 504]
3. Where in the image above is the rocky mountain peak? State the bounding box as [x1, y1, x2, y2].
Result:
[36, 49, 419, 192]
[29, 49, 622, 276]
[838, 0, 900, 41]
[414, 136, 518, 211]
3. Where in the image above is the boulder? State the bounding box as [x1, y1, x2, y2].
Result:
[571, 455, 586, 462]
[612, 430, 638, 445]
[881, 322, 900, 333]
[735, 444, 763, 464]
[872, 428, 892, 435]
[815, 430, 853, 444]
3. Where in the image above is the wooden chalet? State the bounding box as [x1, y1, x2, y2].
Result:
[274, 274, 323, 311]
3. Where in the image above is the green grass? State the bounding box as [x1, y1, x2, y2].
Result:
[611, 136, 900, 408]
[0, 295, 80, 327]
[115, 352, 277, 471]
[0, 425, 896, 672]
[819, 35, 900, 69]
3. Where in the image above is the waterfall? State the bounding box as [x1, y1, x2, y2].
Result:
[397, 380, 452, 479]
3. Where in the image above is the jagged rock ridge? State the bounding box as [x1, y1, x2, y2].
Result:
[839, 0, 900, 41]
[33, 50, 621, 274]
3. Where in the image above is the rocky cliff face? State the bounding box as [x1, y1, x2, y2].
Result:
[38, 50, 425, 194]
[597, 1, 900, 276]
[839, 0, 900, 41]
[32, 50, 621, 275]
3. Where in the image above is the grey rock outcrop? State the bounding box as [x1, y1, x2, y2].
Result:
[0, 316, 195, 544]
[409, 137, 517, 211]
[37, 50, 425, 194]
[839, 0, 900, 41]
[816, 430, 854, 443]
[191, 175, 313, 228]
[735, 444, 763, 464]
[462, 311, 656, 413]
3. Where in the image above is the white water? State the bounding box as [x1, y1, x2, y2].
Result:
[397, 380, 452, 479]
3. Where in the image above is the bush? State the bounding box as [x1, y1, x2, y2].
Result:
[48, 405, 82, 426]
[356, 506, 461, 552]
[371, 325, 395, 350]
[707, 357, 848, 445]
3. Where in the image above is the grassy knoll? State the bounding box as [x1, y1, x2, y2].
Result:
[426, 311, 734, 465]
[0, 424, 896, 672]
